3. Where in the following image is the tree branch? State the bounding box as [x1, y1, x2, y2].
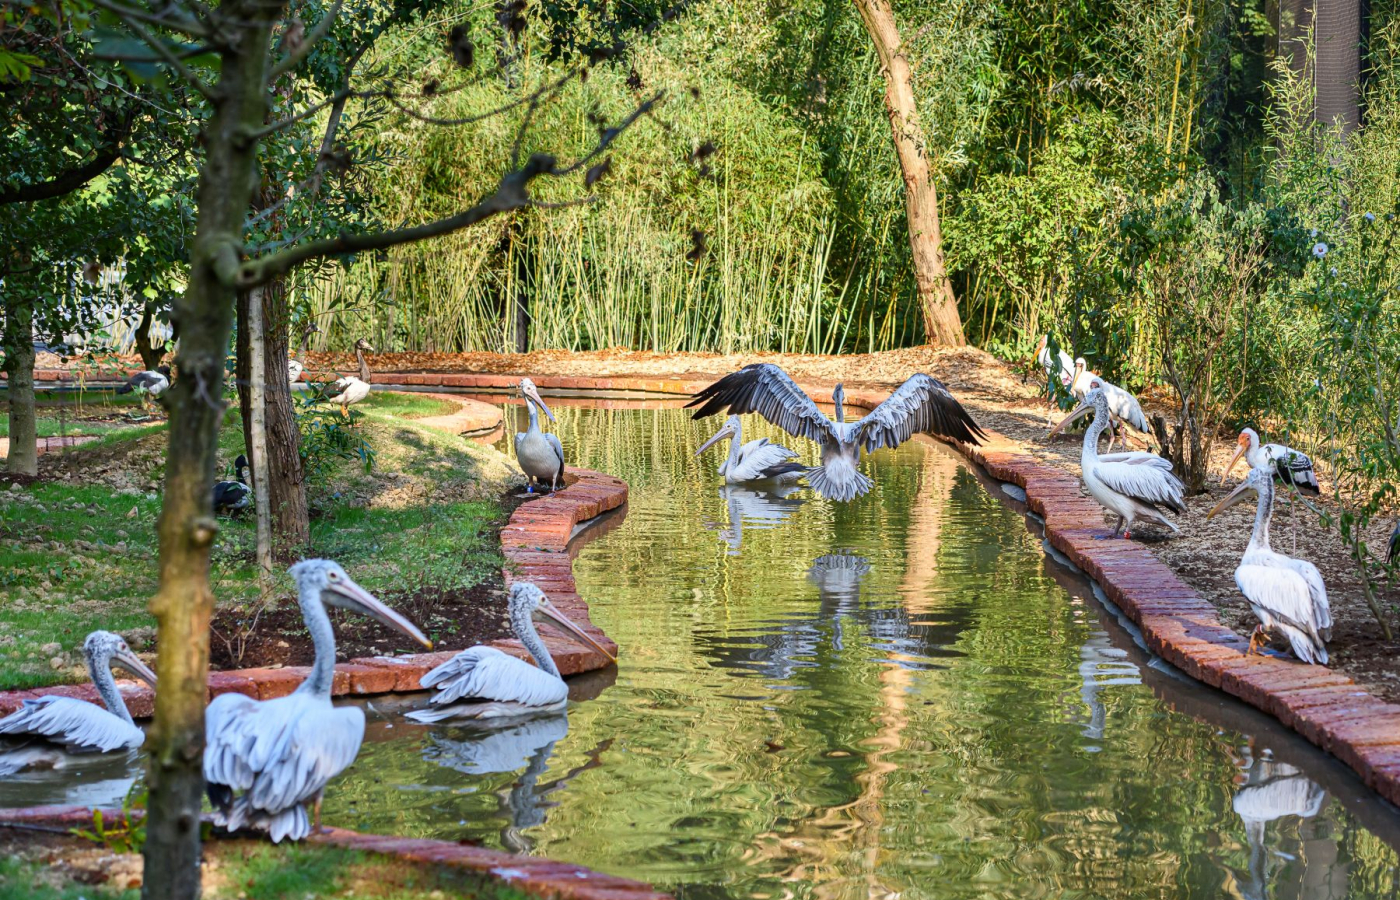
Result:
[90, 0, 216, 98]
[0, 117, 130, 204]
[268, 0, 343, 80]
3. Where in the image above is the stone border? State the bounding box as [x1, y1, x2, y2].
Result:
[18, 366, 1400, 803]
[0, 805, 669, 900]
[0, 467, 625, 719]
[349, 368, 1400, 807]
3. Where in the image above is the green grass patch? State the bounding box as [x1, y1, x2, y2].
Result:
[0, 392, 514, 690]
[357, 390, 458, 419]
[0, 855, 135, 900]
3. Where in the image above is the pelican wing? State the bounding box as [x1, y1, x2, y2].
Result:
[419, 646, 568, 708]
[853, 374, 986, 450]
[546, 432, 565, 477]
[1098, 451, 1173, 471]
[322, 376, 353, 398]
[1271, 556, 1331, 638]
[1100, 381, 1149, 432]
[1094, 460, 1186, 513]
[204, 692, 364, 817]
[731, 441, 800, 481]
[686, 364, 839, 446]
[0, 697, 143, 752]
[1265, 444, 1319, 493]
[1235, 563, 1326, 647]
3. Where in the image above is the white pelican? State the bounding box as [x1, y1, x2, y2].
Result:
[0, 631, 156, 769]
[204, 559, 431, 842]
[1049, 379, 1185, 538]
[1225, 428, 1319, 495]
[212, 454, 252, 516]
[1035, 334, 1076, 388]
[695, 415, 807, 485]
[513, 378, 564, 493]
[687, 364, 986, 502]
[115, 364, 171, 413]
[1207, 466, 1331, 663]
[1068, 358, 1150, 452]
[320, 338, 374, 416]
[286, 323, 320, 384]
[407, 582, 615, 723]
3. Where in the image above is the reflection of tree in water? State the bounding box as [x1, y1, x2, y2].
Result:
[704, 485, 805, 554]
[1229, 750, 1329, 900]
[420, 715, 611, 855]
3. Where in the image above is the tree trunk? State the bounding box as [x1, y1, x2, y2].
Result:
[237, 278, 310, 557]
[247, 286, 275, 594]
[3, 294, 38, 476]
[133, 303, 164, 371]
[142, 6, 281, 898]
[852, 0, 966, 347]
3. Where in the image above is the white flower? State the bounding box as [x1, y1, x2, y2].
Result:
[1310, 228, 1319, 238]
[1364, 212, 1376, 222]
[1330, 267, 1338, 277]
[1312, 242, 1329, 258]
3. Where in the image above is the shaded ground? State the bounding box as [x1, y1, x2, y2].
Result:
[306, 346, 1400, 703]
[0, 828, 520, 899]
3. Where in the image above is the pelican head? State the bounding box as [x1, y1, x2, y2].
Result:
[289, 559, 432, 649]
[1226, 428, 1261, 480]
[233, 454, 250, 482]
[1047, 379, 1106, 437]
[354, 338, 376, 353]
[695, 415, 741, 456]
[508, 582, 616, 663]
[1035, 334, 1048, 359]
[83, 631, 157, 688]
[1208, 465, 1273, 519]
[832, 383, 846, 423]
[518, 378, 556, 423]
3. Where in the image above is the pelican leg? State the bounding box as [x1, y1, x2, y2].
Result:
[312, 791, 324, 834]
[1246, 626, 1264, 657]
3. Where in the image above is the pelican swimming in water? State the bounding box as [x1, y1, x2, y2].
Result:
[687, 364, 986, 502]
[320, 338, 374, 416]
[1225, 428, 1320, 495]
[1207, 466, 1331, 664]
[204, 560, 431, 842]
[513, 379, 565, 493]
[695, 415, 808, 485]
[408, 582, 615, 723]
[0, 631, 156, 774]
[1049, 379, 1186, 538]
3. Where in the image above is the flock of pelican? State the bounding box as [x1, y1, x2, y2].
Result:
[0, 344, 1384, 842]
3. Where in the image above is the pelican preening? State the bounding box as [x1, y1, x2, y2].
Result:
[0, 632, 156, 770]
[1208, 467, 1332, 664]
[1049, 380, 1185, 539]
[514, 378, 565, 493]
[213, 454, 252, 516]
[320, 338, 375, 416]
[695, 415, 808, 485]
[204, 560, 431, 842]
[287, 322, 321, 384]
[1226, 428, 1319, 495]
[408, 582, 615, 723]
[1068, 359, 1150, 452]
[1035, 335, 1076, 389]
[687, 364, 986, 502]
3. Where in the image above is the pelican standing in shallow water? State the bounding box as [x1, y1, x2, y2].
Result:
[1049, 380, 1185, 539]
[1225, 428, 1320, 495]
[408, 582, 616, 723]
[0, 632, 156, 770]
[1207, 466, 1331, 664]
[204, 560, 431, 842]
[321, 338, 375, 416]
[514, 378, 565, 492]
[687, 364, 986, 502]
[695, 415, 808, 485]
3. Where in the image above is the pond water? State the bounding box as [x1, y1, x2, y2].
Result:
[5, 401, 1399, 899]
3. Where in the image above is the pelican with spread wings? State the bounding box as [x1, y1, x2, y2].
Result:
[686, 364, 986, 502]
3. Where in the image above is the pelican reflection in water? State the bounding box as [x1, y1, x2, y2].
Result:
[1231, 750, 1327, 900]
[1074, 630, 1140, 746]
[808, 552, 872, 651]
[706, 484, 805, 554]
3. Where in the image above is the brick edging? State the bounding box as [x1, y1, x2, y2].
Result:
[0, 468, 626, 718]
[0, 806, 670, 900]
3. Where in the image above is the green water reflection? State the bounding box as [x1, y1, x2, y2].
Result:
[325, 405, 1400, 898]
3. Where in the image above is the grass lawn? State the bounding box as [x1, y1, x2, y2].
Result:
[0, 391, 518, 690]
[0, 389, 155, 439]
[0, 837, 529, 899]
